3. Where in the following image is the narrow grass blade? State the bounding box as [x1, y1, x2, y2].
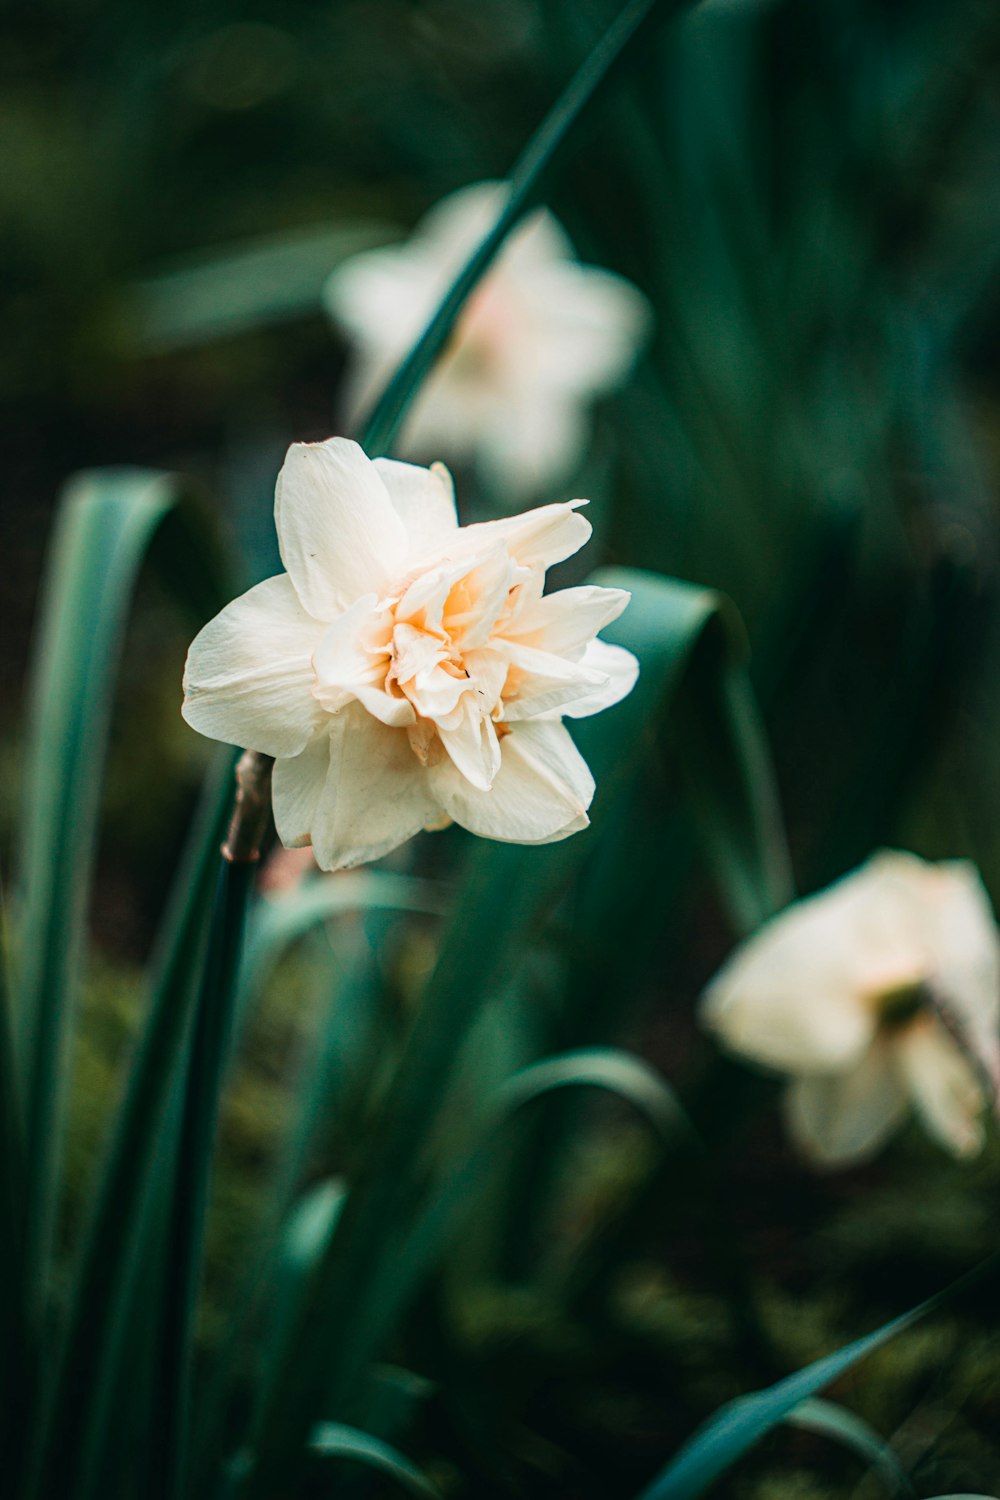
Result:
[594, 567, 793, 932]
[237, 872, 449, 1016]
[309, 1423, 443, 1499]
[785, 1399, 915, 1498]
[29, 749, 236, 1500]
[244, 568, 784, 1495]
[357, 0, 692, 457]
[633, 1255, 1000, 1500]
[0, 932, 27, 1472]
[152, 855, 257, 1500]
[13, 469, 228, 1407]
[342, 1048, 694, 1377]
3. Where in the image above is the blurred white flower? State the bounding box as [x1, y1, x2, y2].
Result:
[700, 851, 1000, 1167]
[182, 436, 638, 871]
[324, 182, 651, 496]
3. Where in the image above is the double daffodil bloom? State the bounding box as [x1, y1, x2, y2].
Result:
[182, 437, 638, 871]
[324, 182, 650, 496]
[700, 851, 1000, 1167]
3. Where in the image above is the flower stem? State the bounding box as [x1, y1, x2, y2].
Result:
[357, 0, 694, 458]
[151, 752, 271, 1500]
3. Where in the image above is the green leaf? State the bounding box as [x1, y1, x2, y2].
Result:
[237, 872, 449, 1015]
[13, 468, 228, 1393]
[28, 750, 237, 1500]
[123, 221, 396, 353]
[633, 1254, 1000, 1500]
[346, 1048, 694, 1377]
[244, 566, 785, 1494]
[786, 1398, 915, 1497]
[358, 0, 692, 457]
[595, 568, 793, 933]
[152, 853, 258, 1500]
[309, 1422, 444, 1499]
[0, 924, 27, 1466]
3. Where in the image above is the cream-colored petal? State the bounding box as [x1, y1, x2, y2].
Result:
[324, 248, 438, 357]
[312, 597, 413, 727]
[785, 1041, 909, 1167]
[557, 640, 639, 720]
[518, 262, 651, 394]
[914, 857, 1000, 1094]
[372, 458, 458, 562]
[505, 584, 631, 660]
[309, 704, 440, 871]
[444, 549, 520, 650]
[437, 696, 502, 792]
[498, 639, 609, 722]
[701, 920, 879, 1076]
[271, 732, 332, 848]
[477, 401, 589, 497]
[275, 438, 407, 619]
[182, 574, 326, 758]
[699, 856, 955, 1075]
[458, 501, 591, 572]
[429, 719, 593, 844]
[894, 1019, 987, 1158]
[418, 181, 576, 269]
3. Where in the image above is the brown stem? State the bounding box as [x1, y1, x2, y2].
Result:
[221, 751, 274, 865]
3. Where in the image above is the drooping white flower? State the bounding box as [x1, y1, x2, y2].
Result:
[699, 851, 1000, 1167]
[182, 436, 638, 871]
[324, 182, 651, 496]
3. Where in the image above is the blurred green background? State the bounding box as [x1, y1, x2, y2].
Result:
[4, 0, 1000, 1494]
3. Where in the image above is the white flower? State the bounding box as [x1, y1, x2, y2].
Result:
[324, 181, 651, 496]
[699, 851, 1000, 1167]
[182, 437, 638, 871]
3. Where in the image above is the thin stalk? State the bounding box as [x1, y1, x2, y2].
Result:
[357, 0, 693, 458]
[25, 749, 236, 1500]
[150, 753, 271, 1500]
[0, 944, 28, 1485]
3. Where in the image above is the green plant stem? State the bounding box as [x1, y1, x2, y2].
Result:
[25, 749, 236, 1500]
[0, 947, 28, 1483]
[152, 855, 257, 1500]
[356, 0, 692, 458]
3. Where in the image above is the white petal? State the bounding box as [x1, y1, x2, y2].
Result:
[309, 705, 440, 871]
[476, 396, 589, 496]
[895, 1019, 987, 1158]
[519, 263, 651, 394]
[275, 438, 407, 619]
[429, 719, 593, 845]
[372, 458, 458, 562]
[437, 696, 502, 792]
[271, 732, 332, 848]
[557, 640, 639, 720]
[312, 596, 413, 728]
[324, 248, 438, 356]
[498, 639, 610, 722]
[506, 584, 631, 660]
[418, 182, 576, 272]
[911, 857, 1000, 1093]
[182, 574, 325, 758]
[785, 1040, 908, 1167]
[459, 501, 591, 572]
[698, 856, 956, 1075]
[444, 549, 520, 650]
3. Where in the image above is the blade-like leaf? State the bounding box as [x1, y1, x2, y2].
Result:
[13, 469, 228, 1404]
[786, 1398, 915, 1498]
[237, 872, 449, 1016]
[309, 1422, 443, 1499]
[245, 567, 786, 1494]
[358, 0, 692, 457]
[28, 750, 237, 1500]
[633, 1255, 1000, 1500]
